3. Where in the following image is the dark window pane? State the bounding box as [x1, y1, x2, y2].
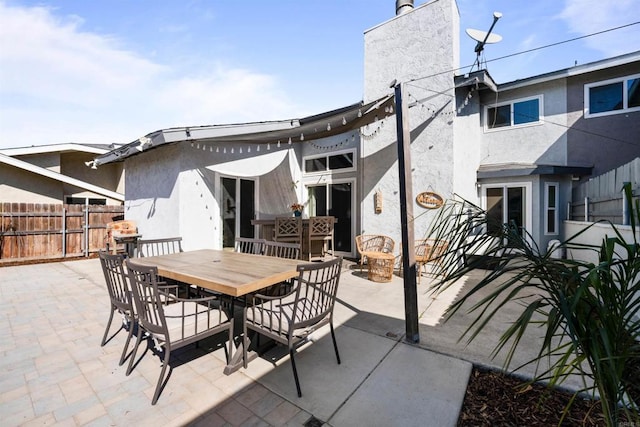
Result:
[513, 98, 539, 125]
[330, 183, 352, 252]
[507, 187, 524, 231]
[590, 82, 623, 114]
[328, 152, 353, 170]
[628, 78, 640, 108]
[305, 157, 327, 172]
[547, 210, 556, 233]
[547, 185, 556, 208]
[239, 179, 255, 238]
[487, 105, 511, 128]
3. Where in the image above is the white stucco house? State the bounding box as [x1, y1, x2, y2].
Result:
[92, 0, 640, 258]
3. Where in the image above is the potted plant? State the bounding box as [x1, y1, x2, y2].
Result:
[290, 203, 304, 217]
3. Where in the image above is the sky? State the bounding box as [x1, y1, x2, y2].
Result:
[0, 0, 638, 149]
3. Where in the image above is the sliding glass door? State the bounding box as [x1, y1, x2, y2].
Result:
[221, 177, 256, 248]
[307, 180, 354, 255]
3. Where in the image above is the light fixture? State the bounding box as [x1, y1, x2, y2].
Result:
[327, 123, 331, 131]
[342, 117, 347, 125]
[300, 133, 304, 141]
[288, 137, 292, 144]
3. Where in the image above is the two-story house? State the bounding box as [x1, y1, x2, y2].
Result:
[92, 0, 639, 258]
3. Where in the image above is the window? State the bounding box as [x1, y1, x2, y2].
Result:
[585, 74, 640, 117]
[545, 183, 559, 235]
[65, 197, 106, 205]
[485, 96, 542, 130]
[304, 149, 355, 174]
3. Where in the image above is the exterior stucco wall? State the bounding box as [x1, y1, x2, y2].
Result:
[125, 141, 299, 251]
[0, 164, 61, 203]
[362, 0, 460, 241]
[124, 144, 182, 242]
[566, 62, 640, 177]
[479, 80, 568, 167]
[61, 151, 124, 204]
[453, 90, 482, 203]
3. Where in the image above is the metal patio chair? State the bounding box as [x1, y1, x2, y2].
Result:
[234, 237, 266, 255]
[125, 259, 234, 405]
[136, 237, 186, 298]
[262, 240, 301, 260]
[99, 251, 135, 367]
[243, 257, 343, 397]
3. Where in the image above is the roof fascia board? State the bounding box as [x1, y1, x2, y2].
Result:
[160, 120, 300, 143]
[498, 51, 640, 91]
[0, 153, 124, 201]
[0, 143, 109, 157]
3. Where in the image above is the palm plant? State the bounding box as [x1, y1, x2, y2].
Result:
[426, 183, 639, 426]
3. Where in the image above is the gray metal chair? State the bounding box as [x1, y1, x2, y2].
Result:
[98, 251, 135, 367]
[136, 237, 185, 298]
[262, 240, 301, 259]
[243, 257, 343, 397]
[136, 237, 183, 257]
[234, 237, 266, 255]
[126, 259, 234, 405]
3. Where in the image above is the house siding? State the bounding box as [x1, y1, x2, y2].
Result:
[566, 61, 640, 177]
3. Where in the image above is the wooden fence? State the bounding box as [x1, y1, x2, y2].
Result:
[0, 203, 124, 263]
[570, 158, 640, 224]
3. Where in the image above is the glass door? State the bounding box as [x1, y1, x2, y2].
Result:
[307, 180, 354, 255]
[221, 177, 256, 249]
[485, 185, 526, 236]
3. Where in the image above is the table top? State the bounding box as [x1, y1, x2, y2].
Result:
[132, 249, 303, 297]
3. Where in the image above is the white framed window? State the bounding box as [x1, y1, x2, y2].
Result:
[584, 73, 640, 118]
[485, 95, 543, 131]
[544, 182, 559, 235]
[303, 148, 356, 174]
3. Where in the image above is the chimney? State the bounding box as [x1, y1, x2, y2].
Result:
[395, 0, 414, 15]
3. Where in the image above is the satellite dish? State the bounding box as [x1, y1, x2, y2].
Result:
[466, 11, 502, 70]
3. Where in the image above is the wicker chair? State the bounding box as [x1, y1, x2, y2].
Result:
[243, 257, 343, 397]
[414, 239, 449, 283]
[126, 259, 234, 405]
[234, 237, 266, 255]
[355, 235, 395, 273]
[98, 251, 135, 367]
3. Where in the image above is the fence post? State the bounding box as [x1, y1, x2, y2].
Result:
[62, 207, 67, 257]
[84, 200, 89, 257]
[622, 181, 630, 225]
[584, 197, 589, 221]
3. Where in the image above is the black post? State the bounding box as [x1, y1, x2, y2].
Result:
[394, 82, 419, 344]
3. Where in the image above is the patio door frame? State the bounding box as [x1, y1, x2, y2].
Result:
[480, 181, 532, 239]
[304, 177, 356, 258]
[217, 174, 259, 249]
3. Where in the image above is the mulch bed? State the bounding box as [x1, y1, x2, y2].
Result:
[458, 367, 610, 426]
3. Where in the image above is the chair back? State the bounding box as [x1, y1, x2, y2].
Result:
[137, 237, 183, 257]
[290, 257, 342, 332]
[415, 239, 448, 262]
[355, 234, 395, 254]
[274, 217, 302, 242]
[125, 259, 168, 338]
[309, 216, 334, 238]
[263, 241, 300, 259]
[99, 251, 131, 312]
[234, 237, 266, 255]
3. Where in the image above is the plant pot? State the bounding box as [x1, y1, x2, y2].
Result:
[294, 211, 302, 217]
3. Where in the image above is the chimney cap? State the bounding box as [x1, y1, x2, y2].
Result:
[396, 0, 414, 15]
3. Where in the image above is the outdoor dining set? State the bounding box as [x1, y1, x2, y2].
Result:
[99, 218, 447, 405]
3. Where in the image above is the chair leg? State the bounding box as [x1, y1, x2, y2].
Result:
[126, 326, 145, 376]
[118, 316, 135, 366]
[101, 307, 115, 346]
[243, 324, 249, 369]
[152, 347, 170, 405]
[330, 323, 341, 364]
[289, 349, 302, 397]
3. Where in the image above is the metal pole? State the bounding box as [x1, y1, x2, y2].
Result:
[84, 200, 89, 257]
[394, 82, 419, 344]
[584, 197, 589, 221]
[62, 207, 67, 257]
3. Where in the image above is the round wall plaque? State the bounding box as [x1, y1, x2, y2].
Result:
[416, 191, 444, 209]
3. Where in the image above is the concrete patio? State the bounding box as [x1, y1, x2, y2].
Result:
[0, 257, 559, 426]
